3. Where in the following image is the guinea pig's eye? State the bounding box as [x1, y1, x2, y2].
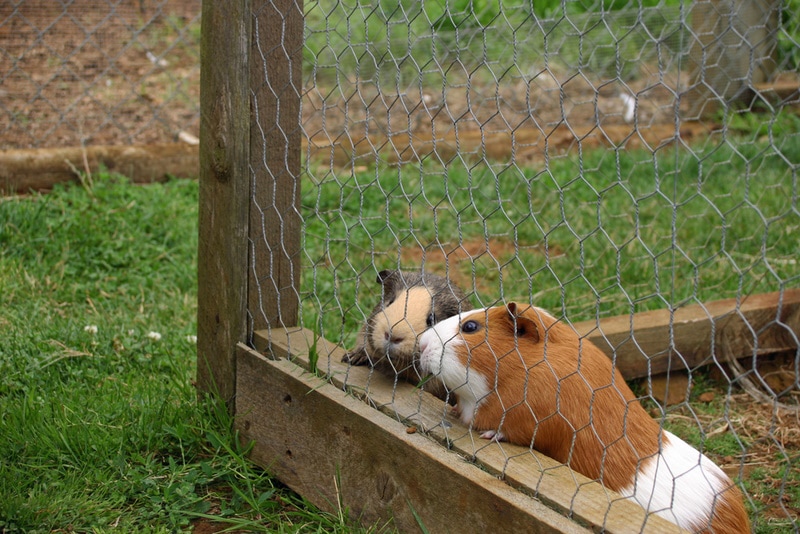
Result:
[461, 320, 480, 334]
[426, 313, 435, 327]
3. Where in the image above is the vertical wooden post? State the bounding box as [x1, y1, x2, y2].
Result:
[248, 0, 303, 335]
[684, 0, 779, 118]
[197, 0, 252, 406]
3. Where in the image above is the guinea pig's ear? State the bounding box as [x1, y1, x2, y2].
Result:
[505, 302, 541, 344]
[376, 270, 394, 284]
[377, 270, 401, 300]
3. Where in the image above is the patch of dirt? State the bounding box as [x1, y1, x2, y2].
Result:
[0, 1, 202, 150]
[303, 74, 717, 167]
[397, 237, 530, 292]
[190, 519, 233, 534]
[0, 0, 716, 164]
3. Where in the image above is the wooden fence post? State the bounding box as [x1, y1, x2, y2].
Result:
[685, 0, 779, 118]
[197, 0, 252, 406]
[248, 0, 303, 335]
[197, 0, 303, 407]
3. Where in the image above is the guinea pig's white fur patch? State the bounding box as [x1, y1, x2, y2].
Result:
[621, 430, 731, 531]
[419, 308, 492, 423]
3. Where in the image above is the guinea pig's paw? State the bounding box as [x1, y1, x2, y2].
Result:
[479, 430, 505, 442]
[341, 347, 369, 366]
[448, 404, 461, 417]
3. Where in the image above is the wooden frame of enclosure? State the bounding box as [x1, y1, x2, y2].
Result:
[196, 1, 800, 531]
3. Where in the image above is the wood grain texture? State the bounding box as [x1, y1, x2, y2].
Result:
[237, 344, 594, 534]
[247, 0, 303, 334]
[0, 144, 198, 194]
[572, 289, 800, 379]
[196, 0, 252, 406]
[251, 329, 682, 533]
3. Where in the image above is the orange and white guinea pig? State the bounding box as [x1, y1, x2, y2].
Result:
[418, 302, 750, 533]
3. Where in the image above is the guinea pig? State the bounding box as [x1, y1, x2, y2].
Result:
[418, 302, 750, 533]
[343, 269, 472, 400]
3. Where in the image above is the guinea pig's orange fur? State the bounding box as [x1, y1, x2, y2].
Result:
[462, 304, 660, 490]
[442, 303, 750, 533]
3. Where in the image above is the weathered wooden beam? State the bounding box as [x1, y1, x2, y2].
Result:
[196, 0, 252, 407]
[247, 0, 303, 334]
[0, 144, 198, 194]
[753, 80, 800, 105]
[573, 289, 800, 380]
[236, 346, 590, 533]
[249, 329, 682, 533]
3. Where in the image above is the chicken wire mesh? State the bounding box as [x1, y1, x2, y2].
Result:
[9, 0, 797, 530]
[0, 0, 201, 149]
[272, 0, 798, 531]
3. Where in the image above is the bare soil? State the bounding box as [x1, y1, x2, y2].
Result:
[0, 0, 715, 159]
[0, 1, 201, 150]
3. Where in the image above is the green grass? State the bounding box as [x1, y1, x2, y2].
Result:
[304, 0, 700, 94]
[301, 125, 800, 349]
[306, 1, 656, 86]
[1, 120, 797, 530]
[305, 0, 800, 91]
[747, 463, 800, 534]
[0, 176, 385, 533]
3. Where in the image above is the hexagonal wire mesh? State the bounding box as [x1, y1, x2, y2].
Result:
[5, 0, 797, 530]
[0, 0, 201, 149]
[285, 1, 799, 531]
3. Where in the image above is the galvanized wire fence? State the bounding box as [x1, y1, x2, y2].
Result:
[7, 0, 798, 530]
[0, 0, 201, 149]
[288, 1, 800, 531]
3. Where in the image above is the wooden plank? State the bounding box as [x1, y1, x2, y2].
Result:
[754, 80, 800, 104]
[196, 0, 252, 407]
[572, 289, 800, 380]
[252, 329, 682, 533]
[247, 0, 303, 334]
[0, 144, 198, 194]
[237, 344, 592, 533]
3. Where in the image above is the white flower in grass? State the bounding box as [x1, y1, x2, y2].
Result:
[146, 331, 162, 342]
[84, 325, 99, 335]
[186, 335, 198, 344]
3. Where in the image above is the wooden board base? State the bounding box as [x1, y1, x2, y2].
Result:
[242, 330, 682, 533]
[0, 143, 198, 194]
[572, 289, 800, 379]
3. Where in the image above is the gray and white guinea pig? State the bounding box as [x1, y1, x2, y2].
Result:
[343, 269, 471, 400]
[418, 303, 750, 534]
